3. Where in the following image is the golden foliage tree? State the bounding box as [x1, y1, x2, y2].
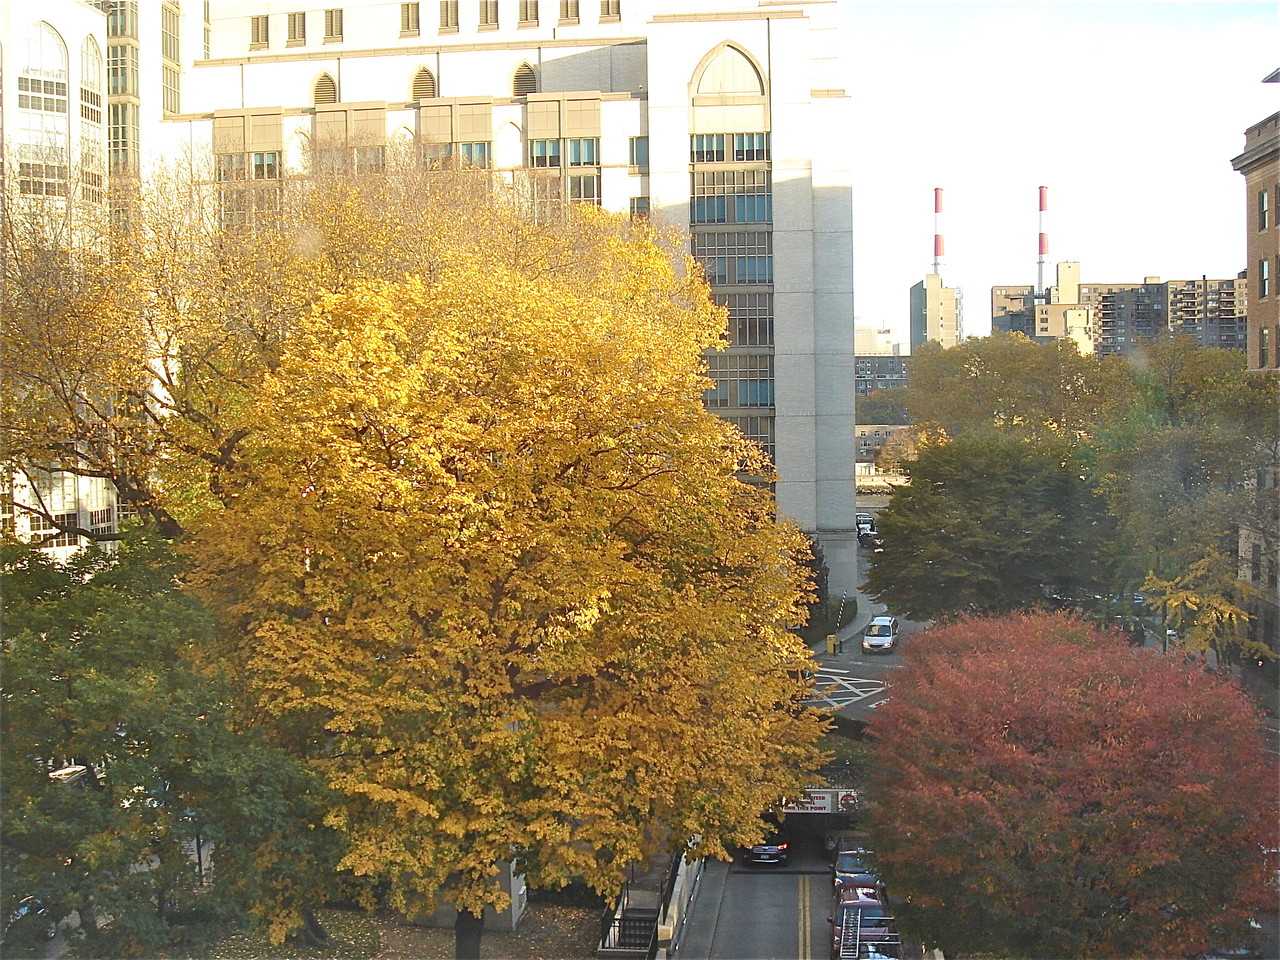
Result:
[4, 167, 825, 950]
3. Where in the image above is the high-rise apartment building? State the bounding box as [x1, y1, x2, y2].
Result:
[908, 273, 960, 350]
[1231, 72, 1279, 372]
[110, 0, 856, 592]
[992, 262, 1248, 355]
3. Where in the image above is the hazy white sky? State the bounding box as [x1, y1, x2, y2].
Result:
[840, 0, 1279, 341]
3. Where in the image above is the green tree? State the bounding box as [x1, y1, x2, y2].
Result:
[0, 536, 342, 957]
[867, 611, 1277, 959]
[864, 434, 1109, 620]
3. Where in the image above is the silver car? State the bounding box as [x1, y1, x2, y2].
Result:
[861, 616, 899, 653]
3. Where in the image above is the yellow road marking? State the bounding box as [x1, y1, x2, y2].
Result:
[798, 873, 811, 959]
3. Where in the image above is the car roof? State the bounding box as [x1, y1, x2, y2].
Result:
[869, 616, 895, 625]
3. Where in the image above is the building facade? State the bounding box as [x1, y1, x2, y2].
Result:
[0, 3, 125, 558]
[992, 262, 1248, 355]
[908, 272, 959, 350]
[116, 0, 857, 591]
[1231, 90, 1279, 371]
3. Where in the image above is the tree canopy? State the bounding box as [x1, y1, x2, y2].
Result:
[2, 167, 827, 953]
[866, 611, 1278, 960]
[867, 332, 1277, 657]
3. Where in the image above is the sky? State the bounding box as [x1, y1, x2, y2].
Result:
[839, 0, 1279, 342]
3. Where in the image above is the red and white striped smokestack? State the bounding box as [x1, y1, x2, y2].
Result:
[933, 187, 944, 275]
[1037, 185, 1048, 296]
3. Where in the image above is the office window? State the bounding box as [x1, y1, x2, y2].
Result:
[691, 232, 772, 285]
[438, 1, 457, 29]
[353, 146, 386, 174]
[400, 3, 420, 33]
[480, 0, 498, 25]
[458, 142, 490, 168]
[705, 353, 774, 408]
[725, 415, 774, 461]
[691, 134, 725, 163]
[161, 4, 181, 60]
[568, 174, 600, 205]
[106, 44, 138, 96]
[162, 64, 180, 114]
[216, 153, 247, 181]
[1261, 189, 1270, 231]
[108, 101, 140, 171]
[628, 136, 648, 167]
[560, 0, 579, 19]
[106, 1, 139, 39]
[253, 151, 281, 180]
[1260, 258, 1271, 299]
[529, 139, 561, 167]
[691, 170, 771, 224]
[412, 67, 437, 99]
[733, 132, 770, 161]
[18, 76, 70, 113]
[325, 8, 343, 39]
[519, 1, 538, 25]
[1261, 326, 1271, 368]
[251, 14, 269, 45]
[513, 63, 537, 95]
[288, 11, 306, 41]
[716, 293, 774, 346]
[600, 0, 620, 17]
[18, 162, 69, 197]
[566, 138, 598, 166]
[629, 197, 649, 218]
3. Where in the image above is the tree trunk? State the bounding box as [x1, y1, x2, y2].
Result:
[299, 908, 330, 948]
[454, 906, 485, 960]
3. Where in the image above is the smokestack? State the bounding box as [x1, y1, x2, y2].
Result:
[933, 187, 944, 276]
[1037, 186, 1048, 297]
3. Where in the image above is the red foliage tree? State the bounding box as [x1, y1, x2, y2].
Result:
[866, 610, 1277, 960]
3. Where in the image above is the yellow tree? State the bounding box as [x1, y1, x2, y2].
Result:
[184, 208, 826, 956]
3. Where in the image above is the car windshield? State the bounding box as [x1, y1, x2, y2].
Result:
[836, 851, 870, 873]
[866, 624, 892, 637]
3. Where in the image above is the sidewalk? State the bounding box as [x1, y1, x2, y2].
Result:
[805, 575, 883, 667]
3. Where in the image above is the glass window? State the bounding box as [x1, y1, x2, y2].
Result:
[629, 136, 648, 167]
[629, 197, 649, 218]
[458, 142, 490, 168]
[217, 154, 247, 181]
[161, 4, 181, 60]
[691, 134, 724, 163]
[733, 132, 770, 161]
[568, 174, 600, 204]
[529, 139, 560, 167]
[107, 1, 140, 39]
[253, 151, 280, 180]
[1260, 258, 1271, 299]
[691, 232, 772, 285]
[705, 353, 774, 409]
[107, 44, 139, 96]
[566, 138, 597, 166]
[162, 64, 180, 113]
[1261, 189, 1270, 231]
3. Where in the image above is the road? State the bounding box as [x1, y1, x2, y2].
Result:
[674, 821, 843, 960]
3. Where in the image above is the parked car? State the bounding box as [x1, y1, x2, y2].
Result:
[861, 617, 899, 653]
[833, 847, 880, 892]
[855, 513, 875, 535]
[828, 887, 896, 959]
[742, 832, 790, 866]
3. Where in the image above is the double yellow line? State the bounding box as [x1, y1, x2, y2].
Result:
[797, 873, 812, 958]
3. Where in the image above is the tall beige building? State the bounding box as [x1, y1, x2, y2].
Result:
[908, 272, 960, 350]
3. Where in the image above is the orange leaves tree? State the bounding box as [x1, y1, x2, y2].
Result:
[183, 204, 825, 949]
[866, 610, 1277, 960]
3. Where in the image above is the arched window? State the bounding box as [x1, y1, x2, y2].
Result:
[695, 45, 764, 96]
[412, 66, 436, 100]
[513, 63, 537, 96]
[314, 73, 337, 105]
[80, 36, 103, 125]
